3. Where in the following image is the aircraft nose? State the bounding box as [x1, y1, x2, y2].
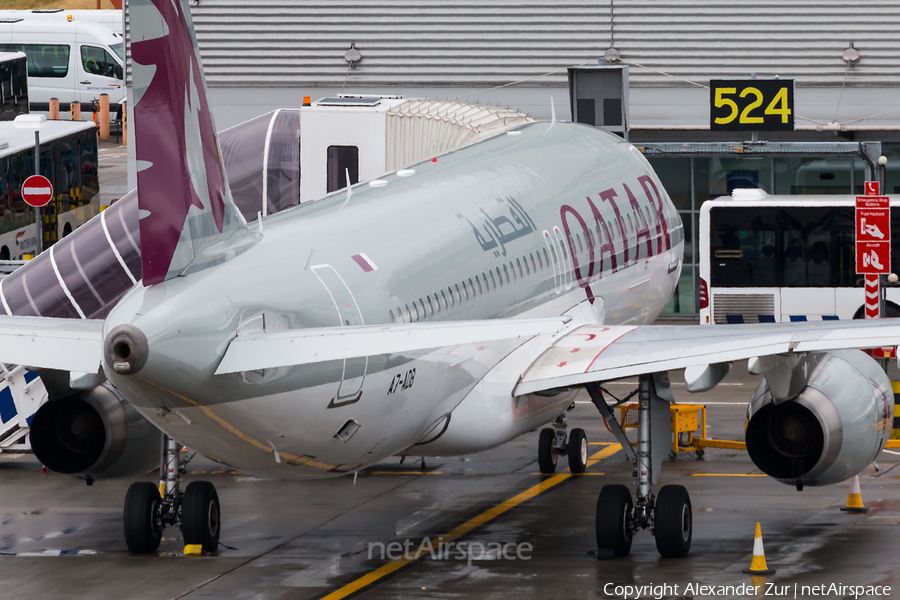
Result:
[104, 325, 149, 375]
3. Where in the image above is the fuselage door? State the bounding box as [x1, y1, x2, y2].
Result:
[311, 264, 367, 405]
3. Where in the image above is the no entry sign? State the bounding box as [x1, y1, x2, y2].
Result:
[22, 175, 53, 208]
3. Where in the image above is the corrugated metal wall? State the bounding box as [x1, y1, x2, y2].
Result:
[184, 1, 900, 89]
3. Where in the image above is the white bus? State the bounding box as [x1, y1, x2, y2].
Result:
[0, 10, 122, 35]
[0, 114, 99, 259]
[0, 19, 124, 123]
[699, 189, 900, 325]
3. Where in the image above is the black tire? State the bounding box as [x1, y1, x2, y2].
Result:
[596, 484, 633, 557]
[182, 481, 221, 552]
[538, 428, 557, 474]
[567, 428, 588, 474]
[124, 482, 162, 554]
[654, 484, 692, 558]
[853, 303, 900, 319]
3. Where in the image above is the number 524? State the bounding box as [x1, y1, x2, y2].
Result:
[714, 86, 791, 125]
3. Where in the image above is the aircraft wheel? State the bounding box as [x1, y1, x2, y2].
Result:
[124, 482, 162, 553]
[538, 428, 557, 474]
[182, 481, 221, 552]
[654, 484, 692, 558]
[596, 484, 633, 557]
[567, 428, 588, 474]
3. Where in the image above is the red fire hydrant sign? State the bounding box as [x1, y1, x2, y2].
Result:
[856, 185, 890, 274]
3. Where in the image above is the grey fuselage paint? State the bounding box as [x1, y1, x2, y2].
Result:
[104, 122, 684, 479]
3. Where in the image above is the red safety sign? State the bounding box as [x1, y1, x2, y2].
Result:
[856, 190, 890, 275]
[21, 175, 53, 208]
[856, 209, 890, 242]
[865, 181, 880, 196]
[857, 241, 891, 274]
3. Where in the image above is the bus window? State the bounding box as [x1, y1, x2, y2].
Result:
[708, 205, 855, 289]
[81, 45, 121, 79]
[0, 44, 70, 78]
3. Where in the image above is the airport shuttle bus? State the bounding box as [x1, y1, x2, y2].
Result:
[0, 51, 28, 121]
[0, 19, 124, 123]
[699, 189, 900, 324]
[0, 115, 98, 259]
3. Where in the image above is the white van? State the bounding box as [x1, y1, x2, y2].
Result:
[0, 19, 124, 123]
[0, 10, 122, 35]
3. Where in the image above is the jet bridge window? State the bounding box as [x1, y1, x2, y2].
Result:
[326, 145, 359, 193]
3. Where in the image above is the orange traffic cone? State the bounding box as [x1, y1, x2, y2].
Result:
[840, 475, 869, 513]
[742, 522, 776, 575]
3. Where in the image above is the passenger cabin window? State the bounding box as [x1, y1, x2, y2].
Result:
[81, 45, 121, 79]
[0, 43, 70, 78]
[326, 145, 359, 193]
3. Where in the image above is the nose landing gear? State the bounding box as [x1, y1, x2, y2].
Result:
[537, 411, 589, 474]
[588, 373, 692, 558]
[124, 434, 220, 554]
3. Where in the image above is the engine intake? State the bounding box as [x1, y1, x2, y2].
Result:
[30, 383, 159, 480]
[745, 350, 892, 487]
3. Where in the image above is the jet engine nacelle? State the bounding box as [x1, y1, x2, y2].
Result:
[30, 383, 159, 481]
[745, 350, 893, 487]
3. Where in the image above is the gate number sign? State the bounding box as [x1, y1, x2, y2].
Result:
[710, 79, 794, 131]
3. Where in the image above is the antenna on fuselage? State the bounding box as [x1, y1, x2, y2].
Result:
[340, 168, 353, 210]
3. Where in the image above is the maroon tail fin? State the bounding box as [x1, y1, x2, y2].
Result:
[129, 0, 251, 285]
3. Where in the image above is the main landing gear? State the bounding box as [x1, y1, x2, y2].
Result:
[124, 434, 220, 554]
[537, 410, 588, 474]
[587, 374, 692, 558]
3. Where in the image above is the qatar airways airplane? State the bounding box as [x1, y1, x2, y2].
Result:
[1, 0, 896, 559]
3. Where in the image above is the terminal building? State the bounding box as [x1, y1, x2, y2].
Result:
[125, 0, 900, 316]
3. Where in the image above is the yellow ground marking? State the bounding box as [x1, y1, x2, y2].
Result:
[531, 472, 605, 476]
[321, 443, 621, 600]
[584, 443, 621, 468]
[369, 471, 443, 476]
[691, 473, 767, 477]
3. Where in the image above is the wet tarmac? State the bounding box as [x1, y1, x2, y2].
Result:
[1, 363, 898, 600]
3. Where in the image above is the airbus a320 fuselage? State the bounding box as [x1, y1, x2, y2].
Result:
[104, 122, 684, 479]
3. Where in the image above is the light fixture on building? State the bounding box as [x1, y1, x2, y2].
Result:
[344, 43, 362, 69]
[604, 47, 621, 64]
[842, 42, 860, 67]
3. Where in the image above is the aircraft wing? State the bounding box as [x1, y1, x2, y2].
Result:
[215, 317, 569, 374]
[0, 316, 105, 374]
[513, 319, 900, 396]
